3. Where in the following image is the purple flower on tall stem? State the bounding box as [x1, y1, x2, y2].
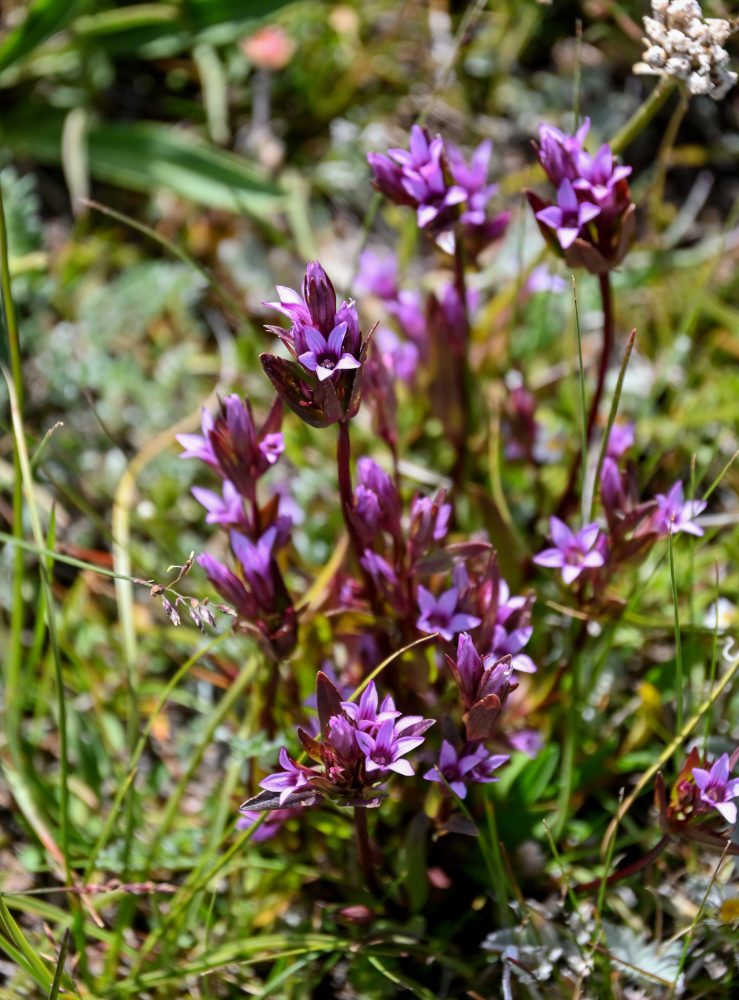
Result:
[535, 179, 600, 250]
[355, 718, 427, 777]
[606, 420, 635, 458]
[230, 526, 279, 610]
[535, 119, 591, 187]
[176, 406, 219, 468]
[533, 517, 605, 584]
[692, 754, 739, 825]
[652, 481, 706, 537]
[417, 585, 481, 642]
[298, 323, 361, 381]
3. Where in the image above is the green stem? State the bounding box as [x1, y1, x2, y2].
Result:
[668, 532, 684, 740]
[609, 77, 677, 156]
[0, 183, 25, 762]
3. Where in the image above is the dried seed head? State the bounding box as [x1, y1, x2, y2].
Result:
[162, 597, 181, 627]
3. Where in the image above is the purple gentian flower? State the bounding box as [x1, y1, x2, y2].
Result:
[416, 585, 481, 641]
[298, 322, 361, 381]
[341, 680, 400, 733]
[535, 118, 591, 187]
[191, 480, 247, 529]
[176, 406, 218, 468]
[533, 517, 605, 584]
[230, 526, 278, 610]
[692, 753, 739, 825]
[196, 551, 257, 620]
[355, 249, 398, 299]
[508, 729, 544, 759]
[536, 179, 600, 250]
[259, 748, 314, 806]
[355, 718, 428, 776]
[489, 623, 537, 674]
[652, 481, 706, 537]
[368, 124, 467, 232]
[424, 741, 509, 798]
[374, 326, 419, 382]
[572, 144, 632, 219]
[606, 421, 635, 458]
[423, 740, 482, 798]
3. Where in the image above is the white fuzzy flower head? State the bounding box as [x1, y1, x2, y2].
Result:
[633, 0, 737, 100]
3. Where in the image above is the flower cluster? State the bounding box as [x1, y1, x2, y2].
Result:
[261, 262, 368, 427]
[634, 0, 737, 100]
[655, 747, 739, 852]
[176, 395, 297, 658]
[525, 119, 635, 273]
[533, 422, 707, 599]
[241, 673, 434, 812]
[368, 125, 509, 253]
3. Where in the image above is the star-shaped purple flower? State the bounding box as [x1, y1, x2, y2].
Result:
[536, 178, 600, 250]
[533, 517, 605, 584]
[259, 748, 314, 806]
[355, 718, 428, 777]
[692, 753, 739, 825]
[653, 481, 706, 537]
[416, 585, 481, 642]
[298, 322, 361, 381]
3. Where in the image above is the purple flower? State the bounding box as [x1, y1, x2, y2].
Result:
[466, 743, 510, 784]
[191, 480, 248, 529]
[408, 493, 452, 559]
[355, 717, 428, 777]
[196, 551, 257, 619]
[374, 326, 419, 383]
[417, 585, 481, 642]
[692, 754, 739, 825]
[489, 623, 536, 674]
[176, 406, 218, 468]
[385, 289, 427, 346]
[230, 526, 279, 610]
[180, 395, 284, 501]
[236, 807, 300, 842]
[341, 680, 400, 733]
[355, 249, 398, 299]
[536, 179, 600, 251]
[652, 481, 706, 537]
[572, 144, 632, 221]
[424, 741, 509, 798]
[265, 261, 361, 357]
[259, 747, 314, 806]
[535, 119, 591, 187]
[524, 265, 567, 296]
[327, 714, 361, 764]
[298, 322, 361, 381]
[508, 729, 543, 759]
[601, 456, 627, 514]
[606, 421, 635, 458]
[533, 517, 605, 584]
[368, 124, 467, 232]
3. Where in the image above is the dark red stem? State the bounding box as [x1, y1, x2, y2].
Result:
[573, 834, 670, 893]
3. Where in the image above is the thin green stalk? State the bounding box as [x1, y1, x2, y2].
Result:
[0, 182, 25, 763]
[552, 620, 585, 841]
[588, 329, 635, 522]
[609, 77, 677, 155]
[668, 532, 684, 740]
[4, 372, 71, 883]
[702, 563, 721, 749]
[572, 19, 583, 130]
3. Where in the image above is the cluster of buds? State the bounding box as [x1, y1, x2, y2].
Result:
[656, 747, 739, 851]
[367, 124, 510, 255]
[241, 672, 434, 813]
[533, 423, 707, 604]
[525, 119, 635, 274]
[261, 262, 369, 427]
[634, 0, 737, 100]
[176, 394, 297, 658]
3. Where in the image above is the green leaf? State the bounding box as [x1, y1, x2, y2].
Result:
[0, 0, 84, 75]
[0, 111, 286, 221]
